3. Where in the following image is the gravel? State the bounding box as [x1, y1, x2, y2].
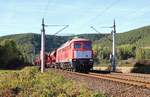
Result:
[53, 69, 150, 97]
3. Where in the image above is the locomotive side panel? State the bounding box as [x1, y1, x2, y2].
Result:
[56, 42, 73, 63]
[55, 42, 73, 69]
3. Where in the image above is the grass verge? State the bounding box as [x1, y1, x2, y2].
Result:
[0, 66, 105, 97]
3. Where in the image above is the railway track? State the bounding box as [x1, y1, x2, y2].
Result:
[52, 69, 150, 97]
[89, 72, 150, 88]
[109, 73, 150, 83]
[112, 72, 150, 79]
[64, 71, 150, 89]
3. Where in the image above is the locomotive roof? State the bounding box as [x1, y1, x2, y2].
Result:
[50, 50, 56, 55]
[71, 38, 90, 42]
[57, 38, 90, 50]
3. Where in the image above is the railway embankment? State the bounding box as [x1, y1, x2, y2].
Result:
[93, 66, 150, 73]
[56, 69, 150, 97]
[94, 59, 150, 73]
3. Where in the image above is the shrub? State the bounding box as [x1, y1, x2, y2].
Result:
[0, 67, 106, 97]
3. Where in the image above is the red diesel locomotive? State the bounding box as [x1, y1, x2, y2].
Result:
[35, 38, 93, 72]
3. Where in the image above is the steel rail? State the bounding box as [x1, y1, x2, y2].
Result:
[64, 71, 150, 89]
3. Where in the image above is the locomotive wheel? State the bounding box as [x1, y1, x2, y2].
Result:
[72, 68, 77, 72]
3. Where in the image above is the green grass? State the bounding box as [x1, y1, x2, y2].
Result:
[0, 66, 105, 97]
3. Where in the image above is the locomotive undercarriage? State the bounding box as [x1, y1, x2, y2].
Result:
[72, 59, 93, 72]
[52, 59, 93, 72]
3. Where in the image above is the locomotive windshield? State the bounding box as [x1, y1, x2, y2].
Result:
[74, 42, 91, 49]
[83, 42, 91, 49]
[74, 43, 81, 48]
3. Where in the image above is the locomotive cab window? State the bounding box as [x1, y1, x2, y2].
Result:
[83, 42, 91, 49]
[74, 43, 81, 49]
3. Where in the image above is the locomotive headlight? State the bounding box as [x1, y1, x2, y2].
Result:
[89, 59, 93, 61]
[72, 59, 76, 61]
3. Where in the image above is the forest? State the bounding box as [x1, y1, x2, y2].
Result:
[93, 26, 150, 65]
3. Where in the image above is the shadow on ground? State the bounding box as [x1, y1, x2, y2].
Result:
[0, 63, 32, 70]
[91, 70, 111, 74]
[131, 60, 150, 74]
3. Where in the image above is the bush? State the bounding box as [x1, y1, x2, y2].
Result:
[0, 39, 24, 69]
[0, 67, 105, 97]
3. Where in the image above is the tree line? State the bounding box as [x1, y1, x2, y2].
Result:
[93, 44, 150, 65]
[0, 39, 25, 69]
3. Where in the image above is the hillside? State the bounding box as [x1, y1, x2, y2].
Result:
[0, 25, 149, 64]
[93, 26, 150, 64]
[94, 25, 150, 47]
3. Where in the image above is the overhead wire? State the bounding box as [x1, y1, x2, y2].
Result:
[79, 0, 121, 34]
[90, 0, 149, 39]
[53, 25, 69, 35]
[123, 0, 150, 27]
[111, 0, 150, 47]
[88, 0, 121, 40]
[42, 0, 121, 35]
[43, 0, 50, 18]
[41, 0, 70, 35]
[86, 0, 120, 25]
[90, 0, 121, 22]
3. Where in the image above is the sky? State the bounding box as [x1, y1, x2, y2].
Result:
[0, 0, 150, 36]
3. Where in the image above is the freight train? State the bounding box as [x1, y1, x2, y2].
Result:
[34, 38, 94, 72]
